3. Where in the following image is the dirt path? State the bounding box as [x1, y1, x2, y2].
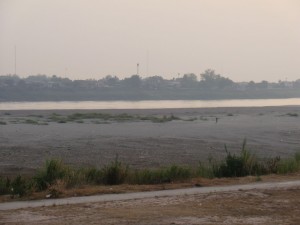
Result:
[1, 180, 299, 210]
[0, 180, 300, 224]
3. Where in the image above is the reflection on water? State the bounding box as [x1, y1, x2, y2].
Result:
[0, 98, 300, 110]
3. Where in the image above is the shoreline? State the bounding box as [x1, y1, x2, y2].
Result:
[1, 104, 300, 115]
[1, 98, 300, 111]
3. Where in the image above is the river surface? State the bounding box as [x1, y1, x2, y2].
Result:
[0, 98, 300, 110]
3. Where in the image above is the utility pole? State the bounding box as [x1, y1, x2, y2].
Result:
[14, 45, 17, 75]
[146, 50, 149, 77]
[137, 63, 139, 75]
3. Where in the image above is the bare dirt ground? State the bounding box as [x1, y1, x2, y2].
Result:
[0, 179, 299, 225]
[1, 106, 300, 175]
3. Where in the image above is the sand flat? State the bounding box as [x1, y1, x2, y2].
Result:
[0, 106, 300, 175]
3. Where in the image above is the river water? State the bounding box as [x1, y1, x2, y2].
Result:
[0, 98, 300, 110]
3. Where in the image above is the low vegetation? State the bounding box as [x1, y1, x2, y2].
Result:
[198, 140, 300, 178]
[1, 140, 300, 199]
[0, 112, 185, 125]
[286, 112, 299, 117]
[48, 112, 181, 123]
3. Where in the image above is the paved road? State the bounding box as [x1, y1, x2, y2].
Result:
[0, 180, 299, 211]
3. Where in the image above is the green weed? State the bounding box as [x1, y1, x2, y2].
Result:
[11, 175, 28, 197]
[34, 159, 67, 191]
[0, 177, 10, 194]
[102, 156, 128, 185]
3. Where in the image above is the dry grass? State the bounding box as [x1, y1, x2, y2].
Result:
[1, 179, 299, 225]
[1, 172, 299, 203]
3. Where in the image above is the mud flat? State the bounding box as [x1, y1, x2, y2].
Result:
[0, 106, 300, 175]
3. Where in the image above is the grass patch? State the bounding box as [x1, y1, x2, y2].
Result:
[34, 159, 67, 191]
[22, 119, 48, 125]
[24, 119, 39, 124]
[139, 114, 180, 123]
[184, 117, 197, 121]
[0, 177, 10, 195]
[47, 112, 181, 123]
[277, 153, 300, 174]
[1, 143, 300, 199]
[286, 113, 298, 117]
[102, 156, 128, 185]
[199, 116, 208, 121]
[28, 114, 44, 118]
[130, 165, 192, 184]
[197, 139, 300, 178]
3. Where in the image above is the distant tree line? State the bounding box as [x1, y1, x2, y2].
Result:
[1, 69, 300, 101]
[1, 69, 299, 90]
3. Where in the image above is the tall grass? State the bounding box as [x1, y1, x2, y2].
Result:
[213, 140, 263, 177]
[34, 159, 67, 191]
[130, 165, 192, 184]
[197, 139, 300, 178]
[0, 177, 10, 195]
[1, 144, 300, 198]
[102, 156, 128, 185]
[277, 152, 300, 174]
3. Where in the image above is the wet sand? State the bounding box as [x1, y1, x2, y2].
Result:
[1, 106, 300, 175]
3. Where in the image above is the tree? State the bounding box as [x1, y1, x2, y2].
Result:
[102, 75, 119, 87]
[181, 73, 198, 88]
[247, 81, 256, 89]
[143, 76, 164, 90]
[200, 69, 233, 89]
[258, 80, 268, 89]
[122, 75, 142, 89]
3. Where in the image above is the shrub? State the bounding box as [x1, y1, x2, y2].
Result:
[213, 140, 262, 177]
[216, 152, 245, 177]
[34, 159, 67, 191]
[84, 167, 103, 184]
[0, 177, 10, 195]
[264, 156, 281, 173]
[11, 175, 27, 197]
[102, 156, 128, 185]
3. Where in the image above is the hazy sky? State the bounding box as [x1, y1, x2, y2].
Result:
[0, 0, 299, 82]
